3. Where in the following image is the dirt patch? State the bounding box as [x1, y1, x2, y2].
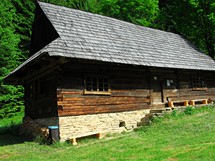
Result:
[168, 158, 178, 161]
[0, 154, 10, 159]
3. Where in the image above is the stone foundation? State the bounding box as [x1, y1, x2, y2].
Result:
[59, 109, 150, 141]
[21, 109, 150, 141]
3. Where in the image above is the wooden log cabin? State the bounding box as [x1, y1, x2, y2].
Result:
[4, 2, 215, 142]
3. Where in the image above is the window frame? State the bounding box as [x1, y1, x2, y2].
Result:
[192, 77, 207, 90]
[84, 74, 111, 95]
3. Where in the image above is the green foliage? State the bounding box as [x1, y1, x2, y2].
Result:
[43, 0, 102, 13]
[99, 0, 159, 27]
[158, 0, 215, 58]
[184, 106, 195, 115]
[0, 0, 35, 118]
[171, 109, 178, 117]
[42, 0, 159, 27]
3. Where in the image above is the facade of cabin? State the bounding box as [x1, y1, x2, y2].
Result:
[5, 2, 215, 142]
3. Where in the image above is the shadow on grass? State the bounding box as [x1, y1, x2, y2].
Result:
[0, 125, 30, 146]
[0, 134, 28, 146]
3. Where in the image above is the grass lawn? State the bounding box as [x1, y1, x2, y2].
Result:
[0, 106, 214, 161]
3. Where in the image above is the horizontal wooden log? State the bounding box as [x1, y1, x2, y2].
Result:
[58, 104, 149, 116]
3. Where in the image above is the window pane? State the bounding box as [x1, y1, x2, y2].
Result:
[104, 84, 108, 91]
[192, 77, 206, 88]
[85, 75, 110, 93]
[92, 77, 97, 91]
[86, 77, 92, 91]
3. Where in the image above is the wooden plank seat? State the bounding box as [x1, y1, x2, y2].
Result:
[70, 131, 103, 145]
[167, 96, 209, 107]
[189, 99, 208, 106]
[168, 100, 189, 107]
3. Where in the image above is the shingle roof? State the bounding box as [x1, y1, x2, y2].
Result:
[6, 1, 215, 79]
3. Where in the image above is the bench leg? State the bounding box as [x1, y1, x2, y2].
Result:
[190, 100, 195, 106]
[71, 138, 77, 145]
[183, 100, 189, 106]
[96, 133, 102, 139]
[202, 99, 208, 104]
[168, 101, 174, 107]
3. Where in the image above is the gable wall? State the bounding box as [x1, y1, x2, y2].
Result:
[30, 4, 59, 55]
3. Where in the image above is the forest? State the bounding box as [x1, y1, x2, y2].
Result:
[0, 0, 214, 118]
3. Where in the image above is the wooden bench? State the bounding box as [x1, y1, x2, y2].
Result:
[70, 132, 103, 145]
[189, 99, 208, 106]
[168, 100, 189, 108]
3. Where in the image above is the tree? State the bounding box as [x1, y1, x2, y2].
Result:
[0, 0, 35, 118]
[158, 0, 215, 58]
[43, 0, 102, 13]
[42, 0, 159, 27]
[99, 0, 159, 27]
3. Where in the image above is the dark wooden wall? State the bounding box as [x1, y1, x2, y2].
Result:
[149, 68, 215, 102]
[57, 61, 215, 117]
[24, 69, 58, 119]
[23, 59, 215, 118]
[57, 62, 150, 116]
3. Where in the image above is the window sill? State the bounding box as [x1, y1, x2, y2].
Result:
[192, 88, 207, 91]
[83, 91, 111, 95]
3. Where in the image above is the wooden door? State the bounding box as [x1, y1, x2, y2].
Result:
[152, 81, 163, 104]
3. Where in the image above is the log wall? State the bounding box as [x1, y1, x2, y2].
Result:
[24, 60, 215, 119]
[57, 63, 150, 116]
[57, 62, 215, 117]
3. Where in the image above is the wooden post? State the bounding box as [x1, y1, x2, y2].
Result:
[202, 99, 208, 104]
[168, 101, 174, 107]
[183, 100, 189, 106]
[96, 133, 102, 139]
[71, 138, 77, 145]
[190, 100, 195, 106]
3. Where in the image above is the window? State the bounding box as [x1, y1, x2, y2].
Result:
[166, 79, 174, 87]
[84, 75, 110, 94]
[192, 77, 207, 89]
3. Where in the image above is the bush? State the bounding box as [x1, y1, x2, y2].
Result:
[184, 106, 194, 115]
[171, 109, 178, 117]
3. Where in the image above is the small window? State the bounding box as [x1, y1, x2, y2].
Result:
[84, 75, 110, 95]
[166, 79, 174, 87]
[192, 77, 207, 90]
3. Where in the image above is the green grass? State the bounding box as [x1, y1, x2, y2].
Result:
[0, 106, 215, 161]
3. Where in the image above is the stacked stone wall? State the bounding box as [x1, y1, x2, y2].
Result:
[59, 109, 150, 141]
[21, 109, 150, 142]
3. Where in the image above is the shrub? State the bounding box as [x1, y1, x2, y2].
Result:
[184, 106, 194, 115]
[171, 109, 178, 117]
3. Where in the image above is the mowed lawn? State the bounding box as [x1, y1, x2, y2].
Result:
[0, 106, 215, 161]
